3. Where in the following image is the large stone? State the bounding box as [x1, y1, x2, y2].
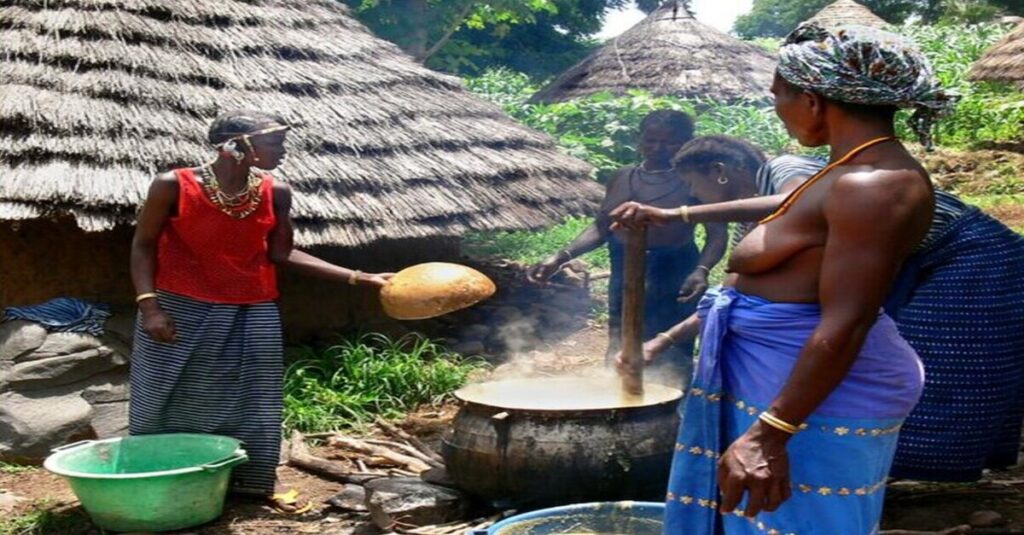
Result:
[365, 477, 466, 530]
[0, 321, 47, 362]
[23, 332, 103, 361]
[0, 389, 94, 461]
[102, 310, 136, 347]
[90, 401, 129, 438]
[328, 485, 368, 512]
[81, 371, 131, 404]
[419, 466, 457, 489]
[5, 348, 127, 390]
[0, 360, 10, 392]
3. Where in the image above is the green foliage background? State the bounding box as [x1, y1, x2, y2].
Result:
[733, 0, 1024, 39]
[897, 24, 1024, 147]
[343, 0, 634, 77]
[466, 23, 1023, 183]
[733, 0, 918, 39]
[462, 23, 1024, 269]
[467, 70, 794, 181]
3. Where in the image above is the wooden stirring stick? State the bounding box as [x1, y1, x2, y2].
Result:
[620, 226, 647, 396]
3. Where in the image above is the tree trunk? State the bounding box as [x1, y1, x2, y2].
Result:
[419, 1, 476, 63]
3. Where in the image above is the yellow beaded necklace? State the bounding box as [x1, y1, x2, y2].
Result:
[760, 136, 896, 224]
[199, 165, 264, 219]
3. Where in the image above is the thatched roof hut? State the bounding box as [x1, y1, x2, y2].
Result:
[804, 0, 888, 30]
[529, 1, 776, 104]
[970, 21, 1024, 83]
[0, 0, 599, 249]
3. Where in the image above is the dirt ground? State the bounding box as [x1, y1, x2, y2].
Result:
[0, 326, 611, 535]
[4, 325, 1024, 534]
[985, 200, 1024, 232]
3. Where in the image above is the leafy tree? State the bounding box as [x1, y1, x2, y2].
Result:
[343, 0, 560, 62]
[985, 0, 1024, 17]
[344, 0, 653, 76]
[429, 0, 620, 77]
[635, 0, 663, 12]
[936, 0, 1023, 23]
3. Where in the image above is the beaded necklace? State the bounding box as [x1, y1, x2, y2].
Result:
[629, 164, 686, 204]
[760, 136, 896, 224]
[198, 164, 264, 219]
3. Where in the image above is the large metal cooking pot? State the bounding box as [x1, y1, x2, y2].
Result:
[441, 377, 681, 507]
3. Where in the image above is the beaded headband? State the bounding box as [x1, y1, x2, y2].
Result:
[217, 125, 290, 164]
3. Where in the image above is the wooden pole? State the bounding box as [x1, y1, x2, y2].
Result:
[620, 226, 647, 396]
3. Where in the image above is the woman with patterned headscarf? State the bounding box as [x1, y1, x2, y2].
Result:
[614, 24, 962, 533]
[619, 23, 1024, 488]
[617, 153, 1024, 486]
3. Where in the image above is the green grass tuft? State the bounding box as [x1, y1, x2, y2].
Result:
[0, 462, 34, 475]
[283, 333, 485, 433]
[0, 501, 91, 535]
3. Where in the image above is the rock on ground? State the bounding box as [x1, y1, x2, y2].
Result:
[364, 477, 467, 530]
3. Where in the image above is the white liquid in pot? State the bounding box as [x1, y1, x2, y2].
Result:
[455, 377, 682, 411]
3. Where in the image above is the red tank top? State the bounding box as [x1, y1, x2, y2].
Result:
[155, 168, 279, 304]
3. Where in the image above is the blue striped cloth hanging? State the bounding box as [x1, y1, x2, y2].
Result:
[4, 298, 111, 337]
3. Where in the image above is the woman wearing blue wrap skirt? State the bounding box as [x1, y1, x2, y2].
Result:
[653, 152, 1024, 483]
[611, 22, 956, 534]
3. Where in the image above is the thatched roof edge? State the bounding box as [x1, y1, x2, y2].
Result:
[0, 0, 602, 247]
[969, 21, 1024, 82]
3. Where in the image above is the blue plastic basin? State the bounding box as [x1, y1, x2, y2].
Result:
[471, 501, 664, 535]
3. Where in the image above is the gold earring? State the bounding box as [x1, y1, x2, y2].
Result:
[242, 135, 260, 164]
[717, 169, 729, 185]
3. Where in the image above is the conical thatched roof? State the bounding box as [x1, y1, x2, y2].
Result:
[0, 0, 600, 247]
[804, 0, 888, 30]
[970, 21, 1024, 83]
[529, 2, 775, 104]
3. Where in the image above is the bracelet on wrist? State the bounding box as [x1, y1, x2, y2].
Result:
[348, 270, 362, 286]
[136, 292, 158, 304]
[679, 205, 691, 224]
[758, 411, 800, 434]
[695, 265, 711, 275]
[655, 331, 676, 345]
[557, 249, 573, 263]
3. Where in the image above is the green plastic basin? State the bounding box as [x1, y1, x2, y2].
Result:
[44, 434, 248, 533]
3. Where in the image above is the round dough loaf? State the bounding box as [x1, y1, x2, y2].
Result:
[380, 262, 496, 320]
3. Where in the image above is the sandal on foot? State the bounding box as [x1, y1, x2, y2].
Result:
[269, 489, 314, 515]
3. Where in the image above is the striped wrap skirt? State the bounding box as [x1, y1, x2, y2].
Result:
[887, 208, 1024, 481]
[129, 291, 284, 494]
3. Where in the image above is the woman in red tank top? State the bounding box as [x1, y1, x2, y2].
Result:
[129, 110, 394, 511]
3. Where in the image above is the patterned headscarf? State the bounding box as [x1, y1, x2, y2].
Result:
[777, 23, 957, 150]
